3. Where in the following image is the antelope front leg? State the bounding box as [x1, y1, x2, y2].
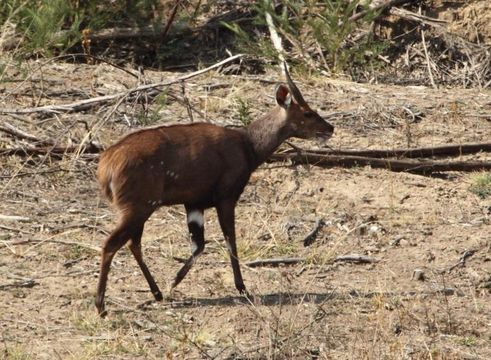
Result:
[216, 200, 246, 294]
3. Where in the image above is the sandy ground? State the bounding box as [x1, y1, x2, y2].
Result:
[0, 56, 490, 359]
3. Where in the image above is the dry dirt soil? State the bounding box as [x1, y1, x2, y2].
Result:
[1, 3, 491, 358]
[0, 60, 490, 359]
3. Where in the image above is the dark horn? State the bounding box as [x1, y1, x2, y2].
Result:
[283, 61, 307, 107]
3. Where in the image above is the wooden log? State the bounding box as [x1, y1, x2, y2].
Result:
[283, 142, 491, 159]
[271, 152, 491, 175]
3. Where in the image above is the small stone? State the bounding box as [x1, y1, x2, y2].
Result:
[357, 225, 367, 236]
[421, 228, 433, 236]
[426, 251, 435, 262]
[391, 236, 404, 246]
[412, 269, 425, 281]
[399, 239, 409, 247]
[438, 288, 455, 296]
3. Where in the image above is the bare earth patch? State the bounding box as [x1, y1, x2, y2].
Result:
[0, 58, 490, 359]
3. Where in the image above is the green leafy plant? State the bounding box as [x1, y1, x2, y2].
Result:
[235, 97, 253, 126]
[224, 0, 385, 76]
[469, 172, 491, 199]
[138, 90, 169, 125]
[21, 0, 82, 56]
[0, 0, 168, 56]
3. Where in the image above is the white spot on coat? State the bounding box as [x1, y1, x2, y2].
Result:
[187, 210, 204, 227]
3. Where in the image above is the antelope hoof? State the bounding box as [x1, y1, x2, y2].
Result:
[96, 303, 107, 318]
[167, 285, 176, 300]
[153, 290, 163, 301]
[237, 285, 250, 297]
[236, 282, 246, 293]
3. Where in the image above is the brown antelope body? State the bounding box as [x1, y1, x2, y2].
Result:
[95, 67, 334, 315]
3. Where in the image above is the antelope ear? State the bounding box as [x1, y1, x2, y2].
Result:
[275, 84, 291, 109]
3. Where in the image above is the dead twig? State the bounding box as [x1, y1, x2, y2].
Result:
[0, 54, 245, 115]
[0, 167, 84, 179]
[335, 255, 379, 263]
[303, 218, 325, 247]
[245, 257, 305, 268]
[0, 214, 30, 222]
[0, 142, 103, 159]
[161, 0, 182, 44]
[349, 0, 416, 22]
[180, 81, 194, 123]
[390, 7, 447, 28]
[0, 122, 51, 144]
[447, 249, 477, 273]
[421, 28, 437, 89]
[0, 279, 38, 290]
[0, 224, 32, 234]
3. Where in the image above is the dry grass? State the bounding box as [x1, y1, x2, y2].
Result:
[0, 56, 490, 359]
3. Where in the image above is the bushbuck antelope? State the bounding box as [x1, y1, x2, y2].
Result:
[95, 65, 334, 315]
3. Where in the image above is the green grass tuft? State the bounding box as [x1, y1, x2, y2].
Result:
[469, 172, 491, 199]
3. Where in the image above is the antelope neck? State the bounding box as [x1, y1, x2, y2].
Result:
[246, 107, 291, 166]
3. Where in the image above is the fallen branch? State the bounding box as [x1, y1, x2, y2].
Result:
[245, 257, 305, 268]
[0, 122, 50, 144]
[0, 214, 31, 222]
[0, 167, 78, 179]
[349, 0, 417, 22]
[447, 249, 477, 272]
[335, 255, 379, 263]
[303, 218, 325, 247]
[421, 28, 437, 89]
[0, 142, 103, 158]
[0, 279, 38, 291]
[390, 7, 447, 28]
[284, 142, 491, 159]
[0, 54, 245, 115]
[271, 152, 491, 175]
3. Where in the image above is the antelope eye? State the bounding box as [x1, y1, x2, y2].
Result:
[303, 111, 315, 118]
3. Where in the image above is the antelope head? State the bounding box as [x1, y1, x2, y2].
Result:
[275, 63, 334, 142]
